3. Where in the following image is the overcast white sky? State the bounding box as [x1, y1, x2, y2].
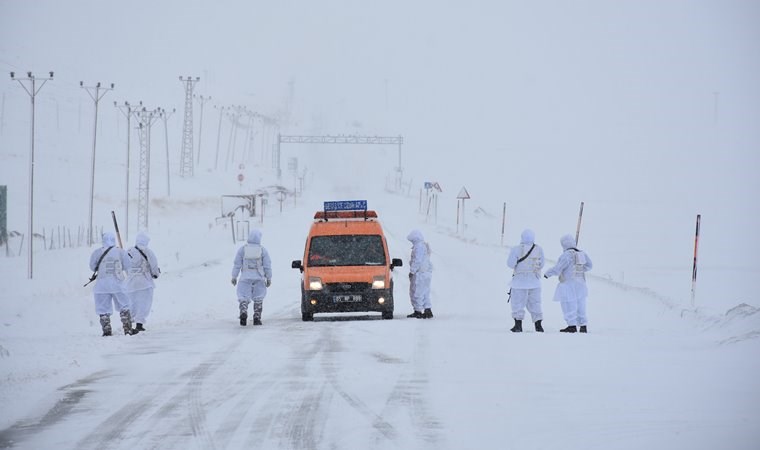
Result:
[1, 0, 758, 302]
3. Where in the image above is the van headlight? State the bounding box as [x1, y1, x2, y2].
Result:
[309, 277, 323, 290]
[372, 276, 386, 289]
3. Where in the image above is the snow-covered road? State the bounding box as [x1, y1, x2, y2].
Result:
[1, 184, 758, 450]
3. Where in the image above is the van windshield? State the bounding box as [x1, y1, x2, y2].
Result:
[308, 235, 386, 267]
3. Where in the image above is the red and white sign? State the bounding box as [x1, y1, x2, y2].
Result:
[457, 186, 470, 199]
[237, 173, 244, 182]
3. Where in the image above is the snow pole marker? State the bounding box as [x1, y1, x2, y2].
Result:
[691, 214, 701, 308]
[575, 201, 584, 245]
[456, 186, 470, 236]
[500, 202, 506, 246]
[456, 200, 460, 233]
[111, 210, 123, 248]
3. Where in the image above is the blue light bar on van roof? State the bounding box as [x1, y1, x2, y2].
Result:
[324, 200, 368, 212]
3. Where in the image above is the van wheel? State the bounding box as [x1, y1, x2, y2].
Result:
[302, 312, 314, 322]
[382, 311, 393, 320]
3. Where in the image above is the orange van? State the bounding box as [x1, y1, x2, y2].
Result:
[291, 201, 403, 321]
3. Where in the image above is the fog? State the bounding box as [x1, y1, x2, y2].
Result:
[1, 0, 758, 306]
[1, 3, 759, 448]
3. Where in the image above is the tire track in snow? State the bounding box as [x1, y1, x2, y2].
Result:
[0, 371, 111, 449]
[377, 328, 444, 448]
[129, 309, 301, 449]
[319, 326, 399, 444]
[76, 343, 237, 450]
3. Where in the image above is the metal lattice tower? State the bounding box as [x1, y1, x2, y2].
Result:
[133, 108, 160, 231]
[179, 76, 200, 177]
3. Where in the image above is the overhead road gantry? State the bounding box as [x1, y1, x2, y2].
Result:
[275, 134, 404, 188]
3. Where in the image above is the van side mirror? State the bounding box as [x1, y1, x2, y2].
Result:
[390, 258, 403, 270]
[291, 260, 303, 271]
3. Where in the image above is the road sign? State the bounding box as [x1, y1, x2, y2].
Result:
[324, 200, 368, 211]
[457, 186, 470, 199]
[425, 181, 442, 192]
[237, 173, 244, 182]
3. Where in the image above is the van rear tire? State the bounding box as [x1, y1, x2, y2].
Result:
[302, 312, 314, 322]
[382, 311, 393, 320]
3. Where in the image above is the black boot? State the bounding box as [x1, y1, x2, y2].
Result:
[239, 312, 248, 326]
[120, 310, 137, 335]
[100, 314, 112, 336]
[560, 325, 577, 333]
[579, 325, 587, 333]
[135, 323, 146, 332]
[535, 320, 544, 332]
[407, 311, 423, 318]
[422, 308, 434, 319]
[510, 319, 523, 332]
[252, 302, 263, 326]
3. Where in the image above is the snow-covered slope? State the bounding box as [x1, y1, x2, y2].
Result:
[0, 167, 758, 449]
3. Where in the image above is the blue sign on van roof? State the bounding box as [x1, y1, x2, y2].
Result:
[324, 200, 368, 212]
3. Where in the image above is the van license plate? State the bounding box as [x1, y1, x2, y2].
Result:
[334, 295, 362, 303]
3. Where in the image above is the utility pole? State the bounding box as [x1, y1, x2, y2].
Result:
[178, 76, 200, 177]
[114, 100, 141, 242]
[396, 135, 403, 191]
[245, 111, 259, 164]
[214, 105, 225, 170]
[225, 107, 240, 171]
[1, 92, 5, 136]
[81, 80, 115, 246]
[242, 109, 253, 164]
[10, 71, 54, 279]
[229, 106, 248, 167]
[132, 107, 160, 231]
[194, 94, 211, 167]
[159, 107, 176, 197]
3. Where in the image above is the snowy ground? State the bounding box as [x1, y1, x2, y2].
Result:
[0, 166, 758, 449]
[1, 2, 758, 448]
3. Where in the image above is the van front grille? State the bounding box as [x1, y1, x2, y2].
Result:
[324, 282, 371, 293]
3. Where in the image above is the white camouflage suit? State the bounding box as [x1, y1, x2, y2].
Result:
[407, 229, 433, 313]
[124, 231, 161, 328]
[506, 229, 545, 322]
[544, 234, 593, 327]
[89, 232, 133, 334]
[231, 229, 272, 322]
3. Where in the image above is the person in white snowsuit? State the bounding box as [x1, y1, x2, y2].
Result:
[506, 229, 545, 332]
[544, 234, 593, 333]
[231, 229, 272, 326]
[125, 231, 161, 332]
[88, 232, 135, 336]
[407, 229, 434, 319]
